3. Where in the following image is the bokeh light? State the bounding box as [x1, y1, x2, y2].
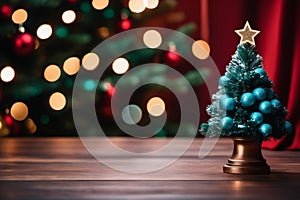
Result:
[103, 8, 114, 19]
[92, 0, 109, 10]
[82, 53, 100, 71]
[62, 10, 76, 24]
[1, 5, 13, 19]
[167, 42, 180, 61]
[192, 40, 210, 60]
[25, 118, 37, 134]
[147, 97, 165, 116]
[83, 80, 97, 91]
[63, 57, 80, 75]
[34, 37, 40, 49]
[102, 82, 115, 96]
[0, 66, 15, 82]
[112, 57, 129, 74]
[143, 0, 159, 9]
[49, 92, 66, 111]
[12, 9, 28, 24]
[0, 119, 10, 137]
[98, 27, 109, 38]
[44, 64, 61, 82]
[5, 115, 13, 126]
[122, 104, 143, 124]
[168, 41, 176, 52]
[36, 24, 53, 40]
[121, 19, 131, 30]
[128, 0, 146, 13]
[80, 1, 92, 13]
[18, 26, 25, 33]
[143, 30, 162, 48]
[10, 102, 29, 121]
[56, 27, 68, 38]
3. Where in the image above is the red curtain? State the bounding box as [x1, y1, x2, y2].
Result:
[197, 0, 300, 149]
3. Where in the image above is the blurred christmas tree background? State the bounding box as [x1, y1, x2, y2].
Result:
[0, 0, 209, 137]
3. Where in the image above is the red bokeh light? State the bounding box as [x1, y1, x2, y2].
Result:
[121, 20, 131, 30]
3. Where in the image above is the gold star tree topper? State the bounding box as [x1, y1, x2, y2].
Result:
[235, 21, 260, 46]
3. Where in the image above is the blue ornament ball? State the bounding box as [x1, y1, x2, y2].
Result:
[253, 87, 266, 101]
[250, 112, 264, 125]
[259, 101, 272, 114]
[284, 121, 293, 134]
[219, 76, 229, 87]
[255, 68, 266, 77]
[220, 97, 235, 111]
[240, 92, 256, 107]
[259, 123, 272, 137]
[266, 88, 275, 99]
[271, 99, 281, 108]
[220, 117, 233, 130]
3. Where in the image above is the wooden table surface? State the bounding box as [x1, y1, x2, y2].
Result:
[0, 137, 299, 200]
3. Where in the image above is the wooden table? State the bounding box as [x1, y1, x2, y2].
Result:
[0, 138, 299, 199]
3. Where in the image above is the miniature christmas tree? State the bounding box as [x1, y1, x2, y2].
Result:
[200, 21, 293, 174]
[200, 21, 292, 141]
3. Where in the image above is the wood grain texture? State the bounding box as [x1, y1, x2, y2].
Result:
[0, 138, 299, 199]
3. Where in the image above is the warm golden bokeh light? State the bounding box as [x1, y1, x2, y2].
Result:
[97, 27, 110, 39]
[12, 9, 28, 24]
[63, 57, 80, 75]
[143, 0, 159, 9]
[49, 92, 66, 111]
[192, 40, 210, 60]
[62, 10, 76, 24]
[0, 119, 10, 137]
[10, 102, 29, 121]
[82, 53, 100, 71]
[92, 0, 109, 10]
[0, 66, 15, 82]
[44, 64, 61, 82]
[25, 118, 37, 134]
[147, 97, 165, 116]
[112, 57, 129, 74]
[34, 37, 40, 49]
[143, 30, 162, 48]
[128, 0, 146, 13]
[36, 24, 53, 40]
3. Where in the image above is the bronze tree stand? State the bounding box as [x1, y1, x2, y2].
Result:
[223, 137, 270, 174]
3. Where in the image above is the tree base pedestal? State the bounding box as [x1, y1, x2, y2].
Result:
[223, 138, 270, 174]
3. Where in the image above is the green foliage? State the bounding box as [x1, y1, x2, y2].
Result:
[201, 43, 288, 141]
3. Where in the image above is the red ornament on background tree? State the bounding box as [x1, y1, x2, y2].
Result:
[12, 32, 35, 56]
